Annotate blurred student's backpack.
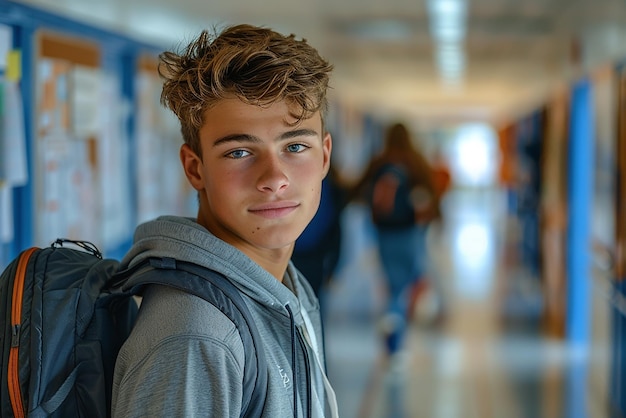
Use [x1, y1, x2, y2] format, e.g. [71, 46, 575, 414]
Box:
[0, 239, 267, 418]
[369, 163, 416, 228]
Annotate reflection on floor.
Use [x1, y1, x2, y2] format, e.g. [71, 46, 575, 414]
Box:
[322, 188, 609, 418]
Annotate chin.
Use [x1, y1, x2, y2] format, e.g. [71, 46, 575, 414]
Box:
[256, 232, 301, 251]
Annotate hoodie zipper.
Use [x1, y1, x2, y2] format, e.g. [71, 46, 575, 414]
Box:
[8, 247, 37, 418]
[285, 304, 299, 417]
[296, 331, 312, 418]
[286, 304, 314, 418]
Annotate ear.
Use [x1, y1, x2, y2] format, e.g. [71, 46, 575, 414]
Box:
[321, 132, 332, 178]
[180, 144, 205, 191]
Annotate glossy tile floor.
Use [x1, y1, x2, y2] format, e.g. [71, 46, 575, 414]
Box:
[322, 188, 610, 418]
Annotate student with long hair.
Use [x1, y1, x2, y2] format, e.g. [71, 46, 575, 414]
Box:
[350, 122, 438, 356]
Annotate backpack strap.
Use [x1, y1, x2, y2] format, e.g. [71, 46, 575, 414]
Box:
[116, 257, 267, 418]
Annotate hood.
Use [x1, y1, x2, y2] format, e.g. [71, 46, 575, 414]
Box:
[120, 216, 317, 321]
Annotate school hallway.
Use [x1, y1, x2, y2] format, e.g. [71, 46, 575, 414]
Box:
[321, 186, 611, 418]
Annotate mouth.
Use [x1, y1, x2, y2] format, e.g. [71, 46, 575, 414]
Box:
[248, 202, 299, 219]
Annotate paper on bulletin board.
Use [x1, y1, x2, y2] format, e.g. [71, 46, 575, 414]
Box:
[2, 80, 28, 187]
[38, 137, 69, 245]
[135, 74, 163, 223]
[37, 135, 99, 247]
[135, 72, 194, 223]
[38, 58, 72, 136]
[97, 72, 131, 248]
[0, 24, 11, 71]
[70, 66, 100, 138]
[0, 184, 12, 243]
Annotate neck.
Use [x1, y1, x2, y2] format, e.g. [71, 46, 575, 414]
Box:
[195, 211, 293, 281]
[243, 245, 293, 282]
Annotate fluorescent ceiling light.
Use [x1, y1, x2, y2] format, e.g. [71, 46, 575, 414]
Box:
[428, 0, 467, 19]
[431, 21, 465, 43]
[428, 0, 467, 42]
[428, 0, 468, 86]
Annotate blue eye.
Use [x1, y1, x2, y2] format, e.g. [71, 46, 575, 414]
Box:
[287, 143, 308, 153]
[227, 149, 250, 159]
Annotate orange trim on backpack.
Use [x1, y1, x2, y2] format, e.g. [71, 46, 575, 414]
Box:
[8, 247, 38, 418]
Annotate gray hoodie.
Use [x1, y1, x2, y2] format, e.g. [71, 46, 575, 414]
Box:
[111, 216, 338, 418]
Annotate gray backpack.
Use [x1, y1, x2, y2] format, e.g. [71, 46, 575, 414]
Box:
[0, 239, 267, 417]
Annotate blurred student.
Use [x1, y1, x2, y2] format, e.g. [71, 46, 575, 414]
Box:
[112, 24, 338, 417]
[350, 122, 438, 355]
[292, 165, 347, 299]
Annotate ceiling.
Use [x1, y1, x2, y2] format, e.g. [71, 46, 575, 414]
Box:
[13, 0, 626, 128]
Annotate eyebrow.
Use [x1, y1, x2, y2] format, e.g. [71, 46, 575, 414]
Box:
[213, 128, 319, 147]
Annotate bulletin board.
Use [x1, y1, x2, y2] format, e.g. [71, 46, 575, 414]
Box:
[34, 30, 131, 250]
[1, 23, 29, 268]
[135, 54, 195, 224]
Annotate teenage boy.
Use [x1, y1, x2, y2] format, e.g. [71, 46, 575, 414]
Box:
[112, 24, 338, 418]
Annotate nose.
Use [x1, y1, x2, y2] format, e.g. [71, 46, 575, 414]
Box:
[257, 154, 289, 193]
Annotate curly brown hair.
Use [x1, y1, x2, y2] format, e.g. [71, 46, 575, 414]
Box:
[158, 24, 334, 156]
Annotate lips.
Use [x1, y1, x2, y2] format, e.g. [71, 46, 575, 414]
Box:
[249, 202, 299, 219]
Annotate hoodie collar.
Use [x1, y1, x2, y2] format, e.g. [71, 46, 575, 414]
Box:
[122, 216, 312, 322]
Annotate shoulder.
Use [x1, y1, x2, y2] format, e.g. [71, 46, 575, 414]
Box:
[122, 285, 246, 361]
[113, 285, 249, 416]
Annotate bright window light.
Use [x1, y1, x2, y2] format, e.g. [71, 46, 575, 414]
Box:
[451, 124, 498, 186]
[456, 222, 489, 263]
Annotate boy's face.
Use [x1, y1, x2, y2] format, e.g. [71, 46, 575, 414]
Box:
[181, 98, 331, 263]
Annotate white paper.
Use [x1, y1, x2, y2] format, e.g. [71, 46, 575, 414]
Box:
[0, 184, 12, 243]
[3, 80, 28, 186]
[98, 73, 131, 248]
[0, 25, 12, 71]
[70, 66, 101, 137]
[36, 135, 99, 246]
